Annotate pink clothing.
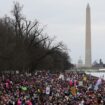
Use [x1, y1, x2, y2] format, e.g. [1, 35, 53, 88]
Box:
[6, 82, 9, 89]
[26, 100, 32, 105]
[17, 99, 22, 105]
[74, 80, 77, 86]
[69, 80, 73, 86]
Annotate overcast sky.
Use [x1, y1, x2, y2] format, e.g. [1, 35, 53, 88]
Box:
[0, 0, 105, 64]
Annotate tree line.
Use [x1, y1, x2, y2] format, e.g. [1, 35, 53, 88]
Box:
[0, 2, 73, 72]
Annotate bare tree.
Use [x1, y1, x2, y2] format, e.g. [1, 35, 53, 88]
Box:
[0, 2, 72, 72]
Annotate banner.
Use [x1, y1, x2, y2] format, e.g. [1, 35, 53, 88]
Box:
[79, 81, 83, 86]
[46, 86, 50, 95]
[21, 86, 27, 91]
[58, 74, 64, 80]
[70, 86, 77, 96]
[83, 76, 87, 81]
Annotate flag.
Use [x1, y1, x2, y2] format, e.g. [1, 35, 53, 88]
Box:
[94, 78, 102, 91]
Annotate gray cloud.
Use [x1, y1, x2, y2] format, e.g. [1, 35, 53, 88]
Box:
[0, 0, 105, 64]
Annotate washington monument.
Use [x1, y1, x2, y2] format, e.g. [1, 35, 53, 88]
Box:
[85, 3, 92, 67]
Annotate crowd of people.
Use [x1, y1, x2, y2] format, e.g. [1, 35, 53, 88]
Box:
[0, 70, 105, 105]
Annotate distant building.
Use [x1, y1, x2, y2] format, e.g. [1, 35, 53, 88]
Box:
[77, 57, 83, 68]
[92, 59, 104, 68]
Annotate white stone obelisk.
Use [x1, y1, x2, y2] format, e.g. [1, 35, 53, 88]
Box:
[85, 3, 92, 67]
